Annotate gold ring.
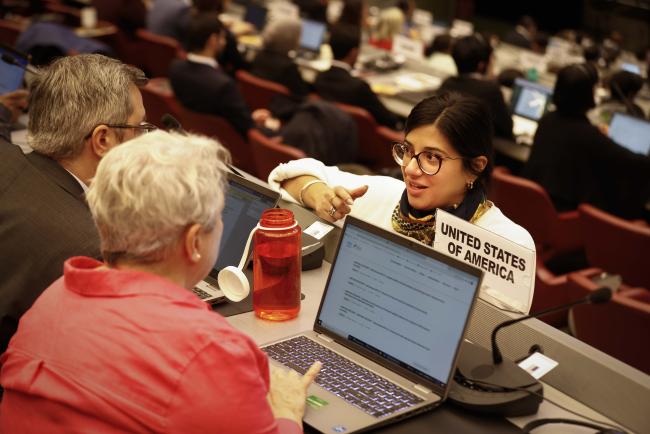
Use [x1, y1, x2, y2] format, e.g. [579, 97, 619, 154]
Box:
[328, 206, 337, 217]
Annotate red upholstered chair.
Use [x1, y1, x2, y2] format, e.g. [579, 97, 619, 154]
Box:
[334, 103, 401, 170]
[236, 70, 290, 111]
[176, 105, 257, 175]
[567, 272, 650, 374]
[140, 78, 182, 128]
[134, 29, 185, 78]
[248, 129, 306, 181]
[578, 204, 650, 289]
[0, 19, 25, 47]
[490, 169, 583, 261]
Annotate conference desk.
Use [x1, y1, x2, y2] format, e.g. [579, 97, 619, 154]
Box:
[222, 200, 648, 434]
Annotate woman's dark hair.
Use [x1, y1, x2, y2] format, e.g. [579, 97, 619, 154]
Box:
[338, 0, 364, 27]
[405, 93, 494, 192]
[608, 70, 643, 101]
[553, 63, 598, 116]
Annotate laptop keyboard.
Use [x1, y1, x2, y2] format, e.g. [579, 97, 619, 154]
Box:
[191, 287, 211, 300]
[263, 336, 424, 417]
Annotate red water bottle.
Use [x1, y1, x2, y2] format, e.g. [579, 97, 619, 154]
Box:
[253, 209, 301, 321]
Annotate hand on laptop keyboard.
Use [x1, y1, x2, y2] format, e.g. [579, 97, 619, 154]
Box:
[268, 361, 322, 426]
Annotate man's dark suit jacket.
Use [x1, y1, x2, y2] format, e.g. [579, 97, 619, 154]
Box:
[314, 65, 399, 129]
[169, 59, 253, 138]
[439, 75, 514, 140]
[251, 50, 310, 98]
[0, 142, 100, 353]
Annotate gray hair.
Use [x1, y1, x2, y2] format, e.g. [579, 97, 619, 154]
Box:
[263, 18, 302, 55]
[28, 54, 147, 160]
[86, 130, 231, 265]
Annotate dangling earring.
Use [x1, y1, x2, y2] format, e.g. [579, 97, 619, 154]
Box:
[466, 180, 475, 190]
[452, 203, 459, 209]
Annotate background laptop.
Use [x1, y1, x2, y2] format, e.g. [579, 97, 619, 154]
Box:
[0, 44, 28, 94]
[297, 18, 326, 60]
[510, 78, 553, 139]
[608, 112, 650, 156]
[193, 173, 279, 303]
[244, 3, 268, 31]
[262, 216, 483, 433]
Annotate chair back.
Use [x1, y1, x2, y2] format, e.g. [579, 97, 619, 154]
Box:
[579, 204, 650, 289]
[334, 103, 399, 170]
[135, 29, 185, 78]
[568, 272, 650, 375]
[140, 78, 182, 128]
[0, 19, 25, 47]
[236, 70, 290, 111]
[248, 129, 306, 180]
[177, 106, 256, 175]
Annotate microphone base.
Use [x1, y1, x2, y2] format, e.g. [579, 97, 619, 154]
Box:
[448, 341, 543, 417]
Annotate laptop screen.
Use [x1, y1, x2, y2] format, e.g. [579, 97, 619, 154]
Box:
[316, 218, 481, 389]
[212, 175, 278, 273]
[608, 113, 650, 156]
[511, 78, 553, 121]
[244, 4, 267, 30]
[300, 19, 326, 52]
[0, 45, 28, 94]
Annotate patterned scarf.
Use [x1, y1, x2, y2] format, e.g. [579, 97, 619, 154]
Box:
[391, 187, 490, 246]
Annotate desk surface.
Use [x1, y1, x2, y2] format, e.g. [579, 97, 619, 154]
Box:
[226, 261, 633, 433]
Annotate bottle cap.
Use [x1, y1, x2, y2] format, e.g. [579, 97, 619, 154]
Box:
[217, 266, 250, 302]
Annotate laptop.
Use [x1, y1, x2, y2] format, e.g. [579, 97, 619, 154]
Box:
[296, 18, 326, 60]
[0, 44, 29, 94]
[608, 112, 650, 156]
[510, 78, 553, 140]
[262, 216, 483, 433]
[244, 3, 268, 31]
[193, 173, 280, 303]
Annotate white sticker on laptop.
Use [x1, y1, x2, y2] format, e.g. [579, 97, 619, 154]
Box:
[518, 352, 558, 380]
[304, 221, 334, 240]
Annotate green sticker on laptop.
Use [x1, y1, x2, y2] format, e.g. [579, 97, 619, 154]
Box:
[306, 395, 329, 408]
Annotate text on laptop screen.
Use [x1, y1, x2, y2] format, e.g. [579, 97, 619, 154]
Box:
[512, 78, 552, 121]
[0, 46, 28, 94]
[213, 179, 277, 272]
[317, 223, 480, 388]
[608, 113, 650, 156]
[300, 19, 326, 51]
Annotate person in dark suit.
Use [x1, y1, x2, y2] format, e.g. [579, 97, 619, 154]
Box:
[523, 64, 650, 220]
[314, 24, 399, 129]
[503, 16, 537, 50]
[439, 35, 514, 140]
[0, 54, 150, 354]
[170, 14, 253, 139]
[250, 18, 311, 98]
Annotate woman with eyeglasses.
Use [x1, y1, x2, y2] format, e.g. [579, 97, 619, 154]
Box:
[269, 92, 534, 252]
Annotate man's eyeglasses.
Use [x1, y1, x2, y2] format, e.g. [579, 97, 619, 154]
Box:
[392, 142, 463, 176]
[84, 122, 158, 139]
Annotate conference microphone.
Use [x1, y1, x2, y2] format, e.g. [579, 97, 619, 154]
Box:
[1, 53, 39, 75]
[492, 287, 612, 364]
[448, 287, 613, 417]
[160, 113, 185, 133]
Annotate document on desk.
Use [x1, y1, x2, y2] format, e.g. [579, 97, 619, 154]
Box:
[518, 352, 558, 380]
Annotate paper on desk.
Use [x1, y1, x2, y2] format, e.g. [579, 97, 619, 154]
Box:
[518, 352, 558, 380]
[304, 221, 334, 240]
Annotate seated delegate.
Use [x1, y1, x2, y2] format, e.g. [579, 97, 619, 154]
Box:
[0, 131, 320, 433]
[269, 93, 535, 307]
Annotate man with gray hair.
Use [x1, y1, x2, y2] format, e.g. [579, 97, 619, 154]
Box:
[250, 18, 310, 97]
[0, 54, 149, 353]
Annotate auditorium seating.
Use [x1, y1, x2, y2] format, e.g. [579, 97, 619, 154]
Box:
[0, 19, 24, 47]
[578, 204, 650, 289]
[236, 70, 291, 111]
[568, 272, 650, 375]
[177, 106, 257, 175]
[134, 29, 185, 78]
[140, 78, 182, 128]
[335, 102, 401, 170]
[248, 129, 306, 180]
